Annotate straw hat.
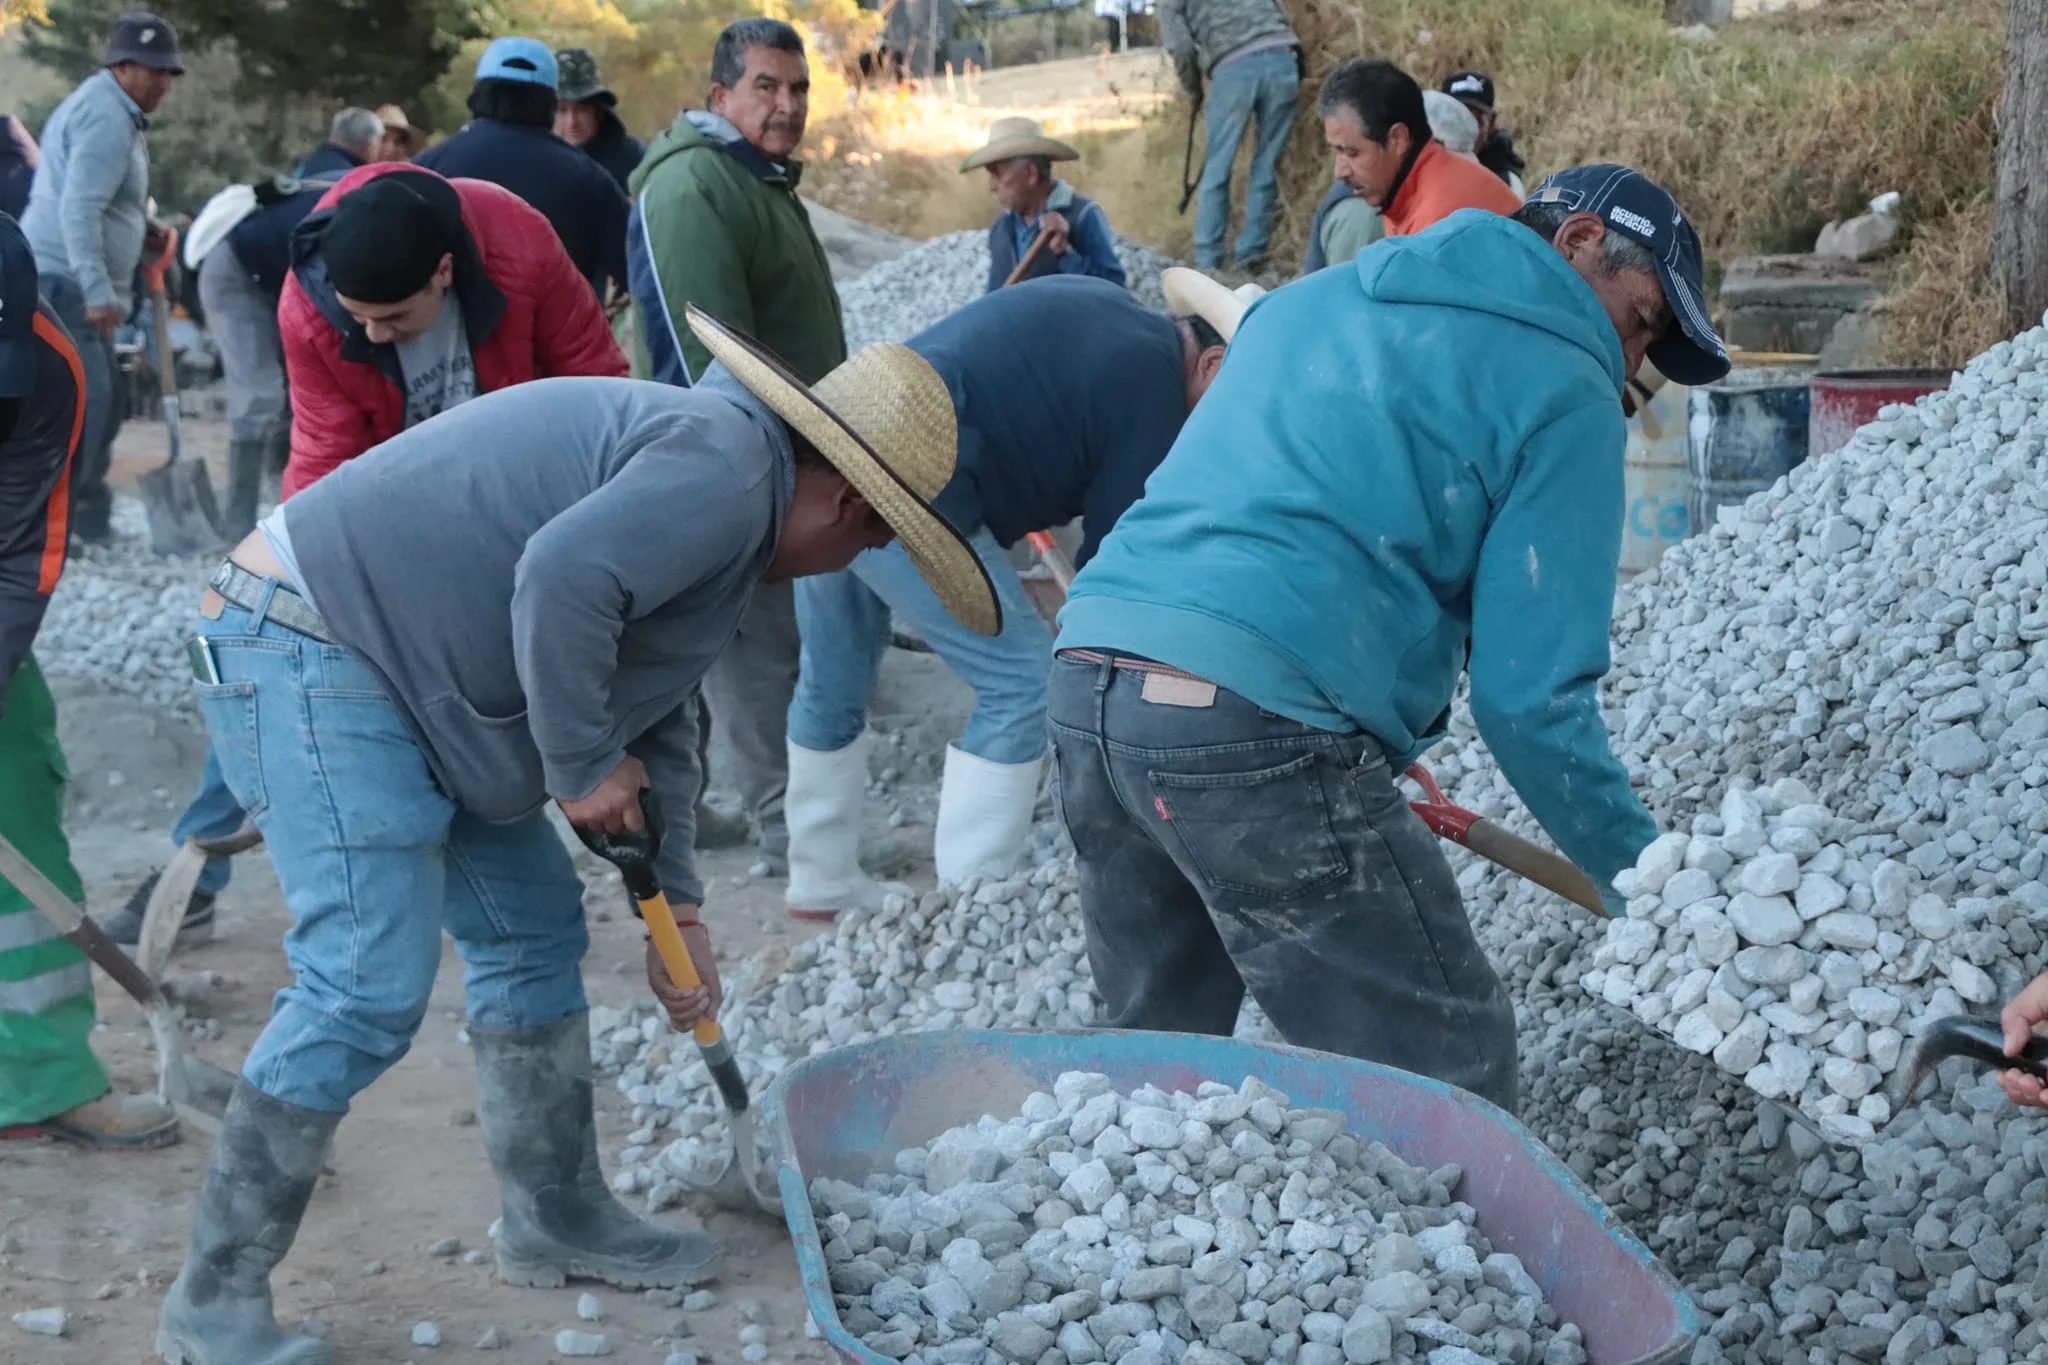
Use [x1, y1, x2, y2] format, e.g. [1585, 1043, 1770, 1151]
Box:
[1161, 267, 1268, 343]
[684, 306, 1002, 637]
[376, 105, 427, 156]
[959, 117, 1079, 173]
[184, 182, 258, 270]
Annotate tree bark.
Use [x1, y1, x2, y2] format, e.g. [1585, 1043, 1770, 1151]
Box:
[1996, 0, 2048, 334]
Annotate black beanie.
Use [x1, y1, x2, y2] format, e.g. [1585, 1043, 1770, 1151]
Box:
[321, 171, 463, 304]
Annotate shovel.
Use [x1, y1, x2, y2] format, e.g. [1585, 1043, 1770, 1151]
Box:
[1405, 763, 1611, 917]
[135, 824, 263, 983]
[573, 788, 780, 1216]
[138, 227, 225, 557]
[0, 829, 234, 1133]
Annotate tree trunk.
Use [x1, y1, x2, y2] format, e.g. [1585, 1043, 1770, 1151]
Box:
[1996, 0, 2048, 334]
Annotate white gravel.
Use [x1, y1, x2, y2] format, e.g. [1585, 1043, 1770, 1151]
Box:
[812, 1073, 1583, 1365]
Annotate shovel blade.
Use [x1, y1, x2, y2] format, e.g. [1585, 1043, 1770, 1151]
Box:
[140, 460, 224, 557]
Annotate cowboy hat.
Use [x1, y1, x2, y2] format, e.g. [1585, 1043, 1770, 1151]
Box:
[959, 117, 1079, 173]
[684, 306, 1002, 637]
[376, 105, 428, 155]
[183, 182, 258, 270]
[1161, 267, 1268, 343]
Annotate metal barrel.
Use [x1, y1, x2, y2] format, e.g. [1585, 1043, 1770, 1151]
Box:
[1685, 369, 1812, 536]
[1808, 368, 1953, 458]
[1621, 377, 1691, 572]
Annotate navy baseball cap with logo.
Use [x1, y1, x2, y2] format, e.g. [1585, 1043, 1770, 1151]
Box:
[1529, 163, 1731, 386]
[105, 12, 184, 74]
[0, 216, 39, 400]
[1442, 69, 1494, 112]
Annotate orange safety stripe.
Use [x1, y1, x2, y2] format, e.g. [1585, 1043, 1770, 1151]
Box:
[29, 312, 82, 593]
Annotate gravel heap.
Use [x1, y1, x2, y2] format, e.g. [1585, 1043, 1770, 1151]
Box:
[810, 1073, 1584, 1365]
[37, 501, 216, 714]
[838, 231, 1177, 351]
[1579, 787, 2043, 1146]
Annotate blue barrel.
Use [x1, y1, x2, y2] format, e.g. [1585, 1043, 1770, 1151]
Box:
[1684, 369, 1812, 535]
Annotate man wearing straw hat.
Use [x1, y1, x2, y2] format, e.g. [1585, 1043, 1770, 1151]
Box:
[1051, 165, 1730, 1110]
[961, 118, 1125, 294]
[784, 272, 1239, 918]
[157, 307, 999, 1362]
[376, 104, 428, 161]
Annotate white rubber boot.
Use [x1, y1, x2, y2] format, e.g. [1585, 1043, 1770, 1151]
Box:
[933, 744, 1046, 886]
[785, 735, 884, 921]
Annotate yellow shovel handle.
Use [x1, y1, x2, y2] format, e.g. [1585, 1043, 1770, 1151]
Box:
[638, 893, 723, 1047]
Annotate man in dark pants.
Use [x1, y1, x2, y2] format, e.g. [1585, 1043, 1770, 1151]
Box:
[1050, 167, 1732, 1110]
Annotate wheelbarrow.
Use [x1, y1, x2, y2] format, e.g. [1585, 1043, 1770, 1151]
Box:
[764, 1029, 1697, 1365]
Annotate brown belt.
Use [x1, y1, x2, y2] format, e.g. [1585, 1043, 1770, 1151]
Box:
[1056, 649, 1219, 708]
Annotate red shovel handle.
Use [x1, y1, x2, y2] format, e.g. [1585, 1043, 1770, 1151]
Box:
[1405, 763, 1477, 842]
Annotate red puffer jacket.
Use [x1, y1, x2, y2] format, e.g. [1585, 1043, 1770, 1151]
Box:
[279, 163, 627, 497]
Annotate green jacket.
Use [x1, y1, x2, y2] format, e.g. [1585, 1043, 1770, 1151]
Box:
[626, 110, 845, 385]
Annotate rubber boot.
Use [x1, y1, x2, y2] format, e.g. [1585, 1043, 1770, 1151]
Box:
[784, 734, 886, 921]
[157, 1082, 339, 1365]
[933, 745, 1046, 886]
[473, 1013, 720, 1289]
[220, 437, 266, 543]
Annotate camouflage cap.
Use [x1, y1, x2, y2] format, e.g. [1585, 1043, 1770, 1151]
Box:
[554, 48, 614, 105]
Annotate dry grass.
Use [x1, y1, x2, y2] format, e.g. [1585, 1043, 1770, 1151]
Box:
[809, 0, 2008, 365]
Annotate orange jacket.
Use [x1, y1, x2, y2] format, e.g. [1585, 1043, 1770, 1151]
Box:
[1382, 139, 1522, 238]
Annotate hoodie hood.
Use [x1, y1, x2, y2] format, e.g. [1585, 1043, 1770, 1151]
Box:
[1350, 208, 1626, 393]
[630, 108, 798, 196]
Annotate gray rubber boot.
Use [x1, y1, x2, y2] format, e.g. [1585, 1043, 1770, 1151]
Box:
[220, 438, 266, 543]
[157, 1082, 339, 1365]
[473, 1012, 721, 1290]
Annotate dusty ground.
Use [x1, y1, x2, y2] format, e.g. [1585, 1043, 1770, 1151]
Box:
[2, 464, 977, 1363]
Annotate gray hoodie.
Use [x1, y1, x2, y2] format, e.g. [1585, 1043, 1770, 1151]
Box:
[21, 70, 150, 310]
[283, 368, 793, 902]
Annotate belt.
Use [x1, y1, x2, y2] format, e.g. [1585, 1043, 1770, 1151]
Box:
[1055, 649, 1212, 684]
[209, 561, 334, 644]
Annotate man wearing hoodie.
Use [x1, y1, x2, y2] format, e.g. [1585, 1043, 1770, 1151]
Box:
[626, 16, 843, 876]
[417, 37, 630, 299]
[554, 48, 646, 192]
[1051, 166, 1731, 1110]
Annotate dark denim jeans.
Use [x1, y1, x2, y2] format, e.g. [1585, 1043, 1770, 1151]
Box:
[37, 272, 121, 540]
[1047, 654, 1517, 1111]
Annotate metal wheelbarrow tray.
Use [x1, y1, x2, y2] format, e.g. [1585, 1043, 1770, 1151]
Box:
[764, 1029, 1697, 1365]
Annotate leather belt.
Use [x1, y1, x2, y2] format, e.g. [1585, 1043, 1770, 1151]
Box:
[209, 561, 335, 644]
[1055, 649, 1212, 684]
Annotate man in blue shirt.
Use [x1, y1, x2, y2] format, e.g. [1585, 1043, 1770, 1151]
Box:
[961, 118, 1125, 293]
[784, 274, 1229, 919]
[1051, 166, 1731, 1110]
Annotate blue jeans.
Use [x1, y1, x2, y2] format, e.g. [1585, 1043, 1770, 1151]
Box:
[788, 528, 1052, 764]
[171, 748, 245, 897]
[194, 590, 589, 1114]
[36, 272, 121, 539]
[1195, 47, 1301, 269]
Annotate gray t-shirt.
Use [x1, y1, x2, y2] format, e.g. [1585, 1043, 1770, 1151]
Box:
[396, 294, 477, 428]
[281, 369, 795, 903]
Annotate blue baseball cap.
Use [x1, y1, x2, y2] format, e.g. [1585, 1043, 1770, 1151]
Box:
[1527, 164, 1731, 386]
[476, 36, 558, 89]
[0, 214, 40, 400]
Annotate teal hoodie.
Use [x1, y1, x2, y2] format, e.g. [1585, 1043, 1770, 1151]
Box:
[1057, 209, 1656, 893]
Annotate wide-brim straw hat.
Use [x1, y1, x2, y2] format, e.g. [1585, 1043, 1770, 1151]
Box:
[184, 182, 258, 270]
[1161, 267, 1268, 342]
[685, 305, 1002, 637]
[377, 105, 427, 153]
[959, 117, 1080, 173]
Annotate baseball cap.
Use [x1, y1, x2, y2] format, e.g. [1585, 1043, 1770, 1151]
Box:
[105, 12, 184, 74]
[1528, 164, 1731, 386]
[1442, 69, 1493, 112]
[0, 216, 38, 399]
[476, 36, 558, 89]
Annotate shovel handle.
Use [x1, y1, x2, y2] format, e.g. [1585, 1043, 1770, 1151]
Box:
[1026, 529, 1075, 590]
[1404, 763, 1609, 916]
[1003, 229, 1052, 287]
[639, 889, 723, 1048]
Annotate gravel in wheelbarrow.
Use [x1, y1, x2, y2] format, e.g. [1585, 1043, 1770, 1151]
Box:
[763, 1030, 1698, 1365]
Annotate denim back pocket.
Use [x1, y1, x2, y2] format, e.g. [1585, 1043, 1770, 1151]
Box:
[196, 680, 267, 818]
[1148, 751, 1350, 900]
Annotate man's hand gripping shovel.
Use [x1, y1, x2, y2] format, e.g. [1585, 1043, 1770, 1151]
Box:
[574, 789, 780, 1217]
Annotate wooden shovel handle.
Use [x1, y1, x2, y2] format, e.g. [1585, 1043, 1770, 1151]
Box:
[1003, 228, 1052, 287]
[1463, 819, 1611, 917]
[638, 892, 723, 1048]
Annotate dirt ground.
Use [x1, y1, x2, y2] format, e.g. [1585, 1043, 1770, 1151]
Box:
[2, 471, 977, 1364]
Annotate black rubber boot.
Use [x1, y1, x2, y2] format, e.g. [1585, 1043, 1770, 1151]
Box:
[157, 1082, 339, 1365]
[220, 437, 266, 543]
[100, 869, 215, 947]
[473, 1012, 721, 1290]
